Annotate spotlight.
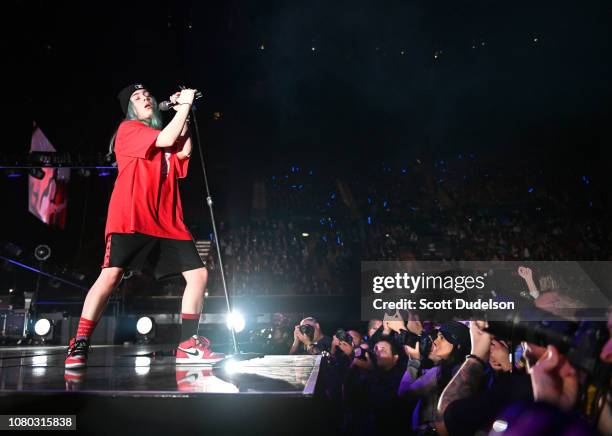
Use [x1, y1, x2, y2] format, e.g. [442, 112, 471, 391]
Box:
[33, 318, 54, 342]
[136, 316, 156, 343]
[226, 311, 246, 333]
[492, 420, 508, 432]
[223, 358, 241, 375]
[28, 168, 45, 180]
[136, 316, 154, 335]
[34, 244, 51, 261]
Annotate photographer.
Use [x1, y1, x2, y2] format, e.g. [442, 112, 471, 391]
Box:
[368, 310, 424, 356]
[322, 329, 362, 433]
[526, 311, 611, 435]
[289, 316, 332, 355]
[445, 311, 611, 435]
[398, 320, 470, 434]
[347, 330, 363, 347]
[343, 337, 408, 435]
[438, 321, 533, 436]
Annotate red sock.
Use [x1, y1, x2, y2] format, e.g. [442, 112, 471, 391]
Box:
[76, 317, 97, 340]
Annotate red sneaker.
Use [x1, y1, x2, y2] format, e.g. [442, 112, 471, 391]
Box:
[175, 367, 214, 391]
[65, 337, 90, 369]
[64, 369, 85, 391]
[176, 335, 225, 364]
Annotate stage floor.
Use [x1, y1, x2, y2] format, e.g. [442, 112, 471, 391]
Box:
[0, 345, 320, 396]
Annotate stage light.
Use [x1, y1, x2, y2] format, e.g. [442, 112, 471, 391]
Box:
[34, 319, 51, 336]
[135, 316, 156, 344]
[136, 316, 154, 335]
[226, 311, 246, 333]
[302, 232, 309, 237]
[223, 358, 241, 375]
[33, 318, 54, 342]
[492, 419, 508, 432]
[34, 244, 51, 261]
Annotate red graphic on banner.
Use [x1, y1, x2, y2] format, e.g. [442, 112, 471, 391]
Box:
[28, 123, 70, 229]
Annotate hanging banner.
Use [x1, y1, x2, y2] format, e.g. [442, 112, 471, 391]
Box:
[28, 123, 70, 229]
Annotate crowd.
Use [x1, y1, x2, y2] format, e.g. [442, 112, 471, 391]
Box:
[218, 220, 349, 296]
[204, 154, 610, 296]
[264, 304, 611, 435]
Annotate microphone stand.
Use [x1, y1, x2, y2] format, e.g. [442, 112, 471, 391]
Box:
[189, 105, 264, 368]
[188, 106, 239, 355]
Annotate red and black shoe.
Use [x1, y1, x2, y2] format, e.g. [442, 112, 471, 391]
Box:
[64, 368, 85, 390]
[176, 335, 225, 365]
[65, 337, 90, 369]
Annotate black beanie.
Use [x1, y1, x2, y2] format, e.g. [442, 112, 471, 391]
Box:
[439, 321, 471, 353]
[117, 83, 148, 115]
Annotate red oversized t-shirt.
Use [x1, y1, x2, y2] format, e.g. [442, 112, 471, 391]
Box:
[104, 120, 192, 241]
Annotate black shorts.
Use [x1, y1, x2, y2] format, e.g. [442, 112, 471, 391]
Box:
[102, 233, 205, 279]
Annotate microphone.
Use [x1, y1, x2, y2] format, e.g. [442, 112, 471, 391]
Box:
[159, 89, 204, 111]
[158, 101, 177, 111]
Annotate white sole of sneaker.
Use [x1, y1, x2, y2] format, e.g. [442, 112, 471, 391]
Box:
[175, 358, 223, 365]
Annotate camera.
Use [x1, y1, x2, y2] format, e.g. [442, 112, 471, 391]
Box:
[484, 309, 607, 375]
[485, 308, 610, 424]
[333, 329, 354, 357]
[299, 324, 315, 341]
[334, 329, 353, 345]
[399, 329, 434, 360]
[419, 332, 434, 360]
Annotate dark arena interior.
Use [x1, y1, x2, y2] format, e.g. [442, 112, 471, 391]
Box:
[2, 1, 611, 435]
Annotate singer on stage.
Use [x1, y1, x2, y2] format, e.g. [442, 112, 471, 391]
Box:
[65, 83, 224, 368]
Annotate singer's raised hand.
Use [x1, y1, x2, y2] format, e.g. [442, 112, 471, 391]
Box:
[156, 90, 194, 148]
[169, 92, 181, 111]
[177, 88, 196, 106]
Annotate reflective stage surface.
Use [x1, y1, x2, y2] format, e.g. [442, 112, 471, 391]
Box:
[0, 345, 320, 396]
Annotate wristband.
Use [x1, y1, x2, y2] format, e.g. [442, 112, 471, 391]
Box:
[466, 354, 487, 368]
